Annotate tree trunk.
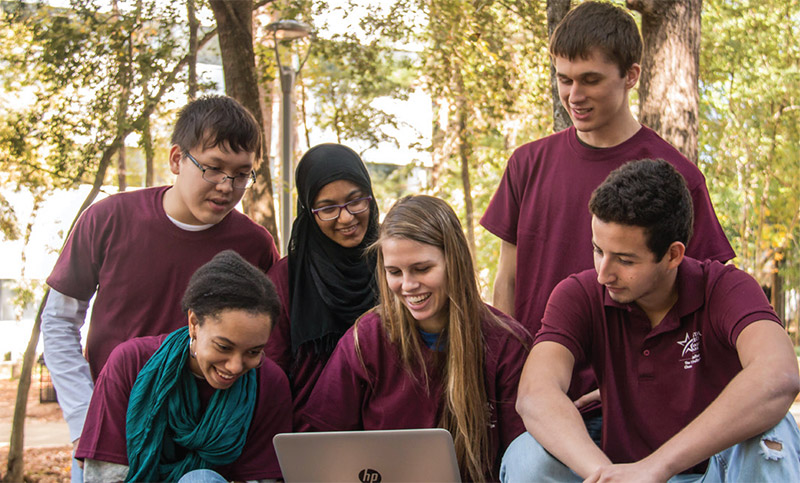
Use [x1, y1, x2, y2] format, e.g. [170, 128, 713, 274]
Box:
[457, 101, 475, 255]
[209, 0, 279, 245]
[4, 291, 48, 483]
[187, 0, 199, 100]
[142, 114, 155, 187]
[771, 256, 785, 322]
[628, 0, 702, 163]
[547, 0, 572, 132]
[4, 135, 119, 481]
[117, 146, 127, 191]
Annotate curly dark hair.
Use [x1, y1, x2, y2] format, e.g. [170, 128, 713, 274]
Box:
[589, 159, 693, 260]
[550, 1, 642, 77]
[181, 250, 281, 324]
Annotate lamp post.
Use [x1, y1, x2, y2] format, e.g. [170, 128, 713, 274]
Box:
[266, 19, 312, 254]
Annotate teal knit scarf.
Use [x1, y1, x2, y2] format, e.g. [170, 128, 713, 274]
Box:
[125, 326, 257, 482]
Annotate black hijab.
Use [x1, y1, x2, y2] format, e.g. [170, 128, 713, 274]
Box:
[288, 143, 380, 357]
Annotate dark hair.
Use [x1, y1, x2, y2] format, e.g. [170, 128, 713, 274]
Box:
[181, 250, 281, 324]
[549, 1, 642, 76]
[171, 95, 262, 167]
[589, 159, 693, 260]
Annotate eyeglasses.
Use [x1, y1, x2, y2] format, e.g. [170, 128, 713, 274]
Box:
[311, 196, 372, 221]
[185, 152, 256, 190]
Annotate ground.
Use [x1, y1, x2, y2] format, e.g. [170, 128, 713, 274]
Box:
[0, 378, 71, 482]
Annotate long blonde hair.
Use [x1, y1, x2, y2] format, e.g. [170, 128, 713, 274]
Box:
[361, 195, 511, 481]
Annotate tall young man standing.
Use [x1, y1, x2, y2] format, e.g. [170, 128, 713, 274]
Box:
[480, 1, 733, 416]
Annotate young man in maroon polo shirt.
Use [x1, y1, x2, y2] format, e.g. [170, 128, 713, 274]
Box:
[501, 159, 800, 482]
[480, 1, 733, 434]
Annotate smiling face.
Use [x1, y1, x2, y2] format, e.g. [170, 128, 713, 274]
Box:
[554, 49, 640, 147]
[382, 237, 449, 333]
[591, 216, 681, 312]
[187, 309, 271, 390]
[164, 142, 255, 226]
[312, 179, 371, 248]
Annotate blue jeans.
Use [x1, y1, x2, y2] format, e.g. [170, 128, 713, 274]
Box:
[500, 412, 800, 482]
[177, 469, 228, 483]
[71, 457, 83, 482]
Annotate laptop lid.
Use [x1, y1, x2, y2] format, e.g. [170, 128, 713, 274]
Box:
[273, 428, 462, 482]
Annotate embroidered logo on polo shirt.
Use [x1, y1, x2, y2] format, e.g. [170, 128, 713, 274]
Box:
[678, 331, 701, 369]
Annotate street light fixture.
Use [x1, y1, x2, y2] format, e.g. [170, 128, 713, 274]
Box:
[266, 19, 312, 255]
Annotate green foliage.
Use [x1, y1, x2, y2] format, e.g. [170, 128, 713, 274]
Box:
[0, 0, 193, 194]
[700, 0, 800, 284]
[304, 34, 414, 150]
[0, 0, 213, 316]
[411, 0, 552, 294]
[700, 0, 800, 333]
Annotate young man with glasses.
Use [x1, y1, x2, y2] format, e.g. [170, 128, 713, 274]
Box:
[41, 95, 280, 482]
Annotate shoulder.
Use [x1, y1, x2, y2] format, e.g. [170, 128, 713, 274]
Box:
[106, 334, 165, 366]
[75, 187, 164, 225]
[510, 129, 571, 162]
[482, 305, 532, 349]
[222, 209, 271, 237]
[100, 334, 167, 383]
[699, 259, 766, 300]
[636, 127, 707, 184]
[267, 257, 289, 284]
[554, 269, 601, 298]
[346, 310, 388, 355]
[257, 356, 291, 395]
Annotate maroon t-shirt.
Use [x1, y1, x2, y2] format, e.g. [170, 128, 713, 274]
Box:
[264, 257, 329, 431]
[480, 126, 734, 404]
[304, 308, 531, 479]
[76, 334, 292, 480]
[536, 257, 780, 470]
[46, 186, 280, 380]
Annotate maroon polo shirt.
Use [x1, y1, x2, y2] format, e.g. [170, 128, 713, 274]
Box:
[480, 126, 734, 407]
[304, 308, 531, 479]
[76, 333, 292, 480]
[536, 257, 780, 471]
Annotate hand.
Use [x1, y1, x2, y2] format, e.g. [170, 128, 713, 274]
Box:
[583, 461, 669, 483]
[573, 389, 601, 409]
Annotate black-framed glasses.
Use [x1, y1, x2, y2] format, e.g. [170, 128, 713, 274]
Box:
[311, 196, 372, 221]
[185, 152, 256, 190]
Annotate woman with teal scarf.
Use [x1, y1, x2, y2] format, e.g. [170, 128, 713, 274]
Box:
[76, 250, 292, 482]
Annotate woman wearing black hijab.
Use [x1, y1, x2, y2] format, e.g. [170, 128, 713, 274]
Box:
[264, 143, 379, 429]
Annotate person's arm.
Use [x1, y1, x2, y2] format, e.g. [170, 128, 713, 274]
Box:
[41, 289, 94, 442]
[492, 241, 517, 317]
[585, 320, 800, 482]
[516, 341, 612, 478]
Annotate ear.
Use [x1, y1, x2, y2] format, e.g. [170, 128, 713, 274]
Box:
[625, 63, 641, 90]
[187, 310, 199, 339]
[169, 145, 183, 175]
[664, 241, 685, 270]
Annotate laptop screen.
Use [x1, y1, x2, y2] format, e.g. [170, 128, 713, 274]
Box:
[273, 428, 462, 482]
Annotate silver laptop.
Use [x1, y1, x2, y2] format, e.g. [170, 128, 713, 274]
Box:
[273, 428, 462, 482]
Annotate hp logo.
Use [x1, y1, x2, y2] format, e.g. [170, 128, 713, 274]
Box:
[358, 468, 382, 482]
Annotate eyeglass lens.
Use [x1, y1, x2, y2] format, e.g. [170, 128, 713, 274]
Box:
[316, 197, 371, 220]
[202, 170, 253, 189]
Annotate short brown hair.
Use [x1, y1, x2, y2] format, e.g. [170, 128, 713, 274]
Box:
[549, 1, 642, 76]
[171, 95, 262, 167]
